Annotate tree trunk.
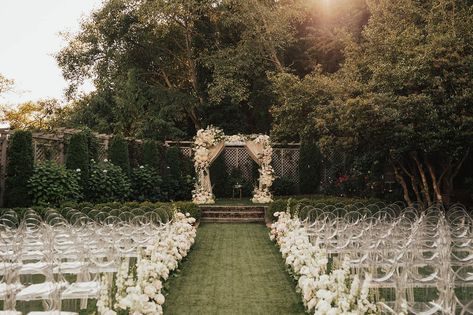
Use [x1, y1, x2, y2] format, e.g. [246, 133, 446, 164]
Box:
[412, 153, 432, 206]
[442, 148, 470, 205]
[426, 159, 443, 203]
[398, 162, 423, 204]
[393, 164, 413, 207]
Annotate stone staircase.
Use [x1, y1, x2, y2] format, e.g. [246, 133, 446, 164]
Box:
[199, 205, 266, 223]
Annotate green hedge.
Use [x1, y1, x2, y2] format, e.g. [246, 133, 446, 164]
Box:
[29, 161, 82, 206]
[87, 160, 130, 202]
[299, 139, 321, 195]
[108, 134, 130, 176]
[66, 132, 89, 187]
[143, 140, 160, 169]
[266, 195, 384, 221]
[83, 129, 99, 162]
[4, 130, 34, 207]
[131, 165, 162, 202]
[0, 201, 200, 222]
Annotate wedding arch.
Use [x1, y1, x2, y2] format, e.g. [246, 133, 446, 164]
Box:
[192, 126, 275, 204]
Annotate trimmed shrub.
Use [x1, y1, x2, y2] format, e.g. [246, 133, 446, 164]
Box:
[28, 162, 82, 206]
[82, 128, 99, 162]
[66, 132, 89, 188]
[272, 177, 296, 196]
[266, 195, 384, 221]
[128, 140, 143, 169]
[299, 139, 322, 194]
[108, 134, 130, 176]
[162, 147, 194, 201]
[87, 160, 130, 202]
[131, 165, 162, 201]
[4, 130, 34, 207]
[172, 201, 201, 220]
[143, 140, 161, 169]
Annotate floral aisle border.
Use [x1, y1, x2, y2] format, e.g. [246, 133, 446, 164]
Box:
[270, 211, 379, 314]
[192, 126, 275, 204]
[97, 212, 197, 315]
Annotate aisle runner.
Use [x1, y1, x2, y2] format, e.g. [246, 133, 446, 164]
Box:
[164, 224, 305, 315]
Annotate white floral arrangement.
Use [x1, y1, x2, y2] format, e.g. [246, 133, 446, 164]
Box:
[192, 186, 215, 205]
[252, 135, 275, 204]
[192, 126, 225, 204]
[97, 212, 197, 315]
[270, 211, 378, 314]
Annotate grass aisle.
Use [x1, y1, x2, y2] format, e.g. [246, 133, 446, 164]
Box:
[164, 223, 306, 315]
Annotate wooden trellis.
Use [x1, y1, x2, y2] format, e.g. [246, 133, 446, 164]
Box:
[0, 128, 114, 206]
[166, 141, 302, 186]
[0, 128, 303, 206]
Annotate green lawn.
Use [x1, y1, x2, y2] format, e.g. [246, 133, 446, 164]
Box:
[164, 224, 306, 315]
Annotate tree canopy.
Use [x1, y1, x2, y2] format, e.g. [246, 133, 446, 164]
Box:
[271, 0, 473, 205]
[56, 0, 369, 139]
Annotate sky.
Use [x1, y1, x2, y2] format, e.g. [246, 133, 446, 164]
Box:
[0, 0, 103, 106]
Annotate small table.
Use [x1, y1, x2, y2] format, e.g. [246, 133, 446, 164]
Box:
[232, 184, 243, 199]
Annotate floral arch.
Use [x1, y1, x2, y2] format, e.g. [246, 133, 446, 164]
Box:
[192, 126, 275, 204]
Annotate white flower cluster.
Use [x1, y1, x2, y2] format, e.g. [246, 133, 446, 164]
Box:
[251, 186, 273, 204]
[225, 134, 245, 144]
[192, 187, 215, 205]
[252, 135, 275, 204]
[97, 212, 197, 315]
[194, 126, 225, 149]
[192, 126, 225, 204]
[270, 211, 378, 315]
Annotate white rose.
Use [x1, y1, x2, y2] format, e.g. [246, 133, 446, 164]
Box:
[144, 284, 156, 297]
[155, 293, 165, 305]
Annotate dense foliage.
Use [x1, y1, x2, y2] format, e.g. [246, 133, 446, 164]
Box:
[66, 132, 89, 187]
[108, 134, 131, 176]
[87, 160, 130, 202]
[271, 0, 473, 205]
[162, 147, 194, 201]
[267, 195, 383, 221]
[131, 165, 162, 202]
[299, 140, 321, 195]
[28, 162, 82, 206]
[0, 99, 61, 130]
[272, 177, 297, 196]
[83, 128, 99, 162]
[4, 130, 34, 207]
[142, 140, 161, 169]
[55, 0, 369, 139]
[0, 201, 200, 223]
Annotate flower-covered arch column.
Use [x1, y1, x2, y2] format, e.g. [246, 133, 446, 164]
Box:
[192, 126, 275, 204]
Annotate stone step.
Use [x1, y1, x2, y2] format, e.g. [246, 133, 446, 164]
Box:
[199, 205, 267, 223]
[198, 206, 267, 212]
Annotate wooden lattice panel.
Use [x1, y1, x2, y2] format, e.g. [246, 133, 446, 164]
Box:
[177, 144, 301, 187]
[34, 141, 62, 163]
[181, 147, 193, 158]
[98, 142, 108, 161]
[282, 148, 300, 184]
[222, 147, 257, 181]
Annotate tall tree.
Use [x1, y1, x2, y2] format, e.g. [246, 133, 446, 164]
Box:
[1, 99, 61, 130]
[0, 74, 13, 95]
[56, 0, 311, 138]
[272, 0, 473, 206]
